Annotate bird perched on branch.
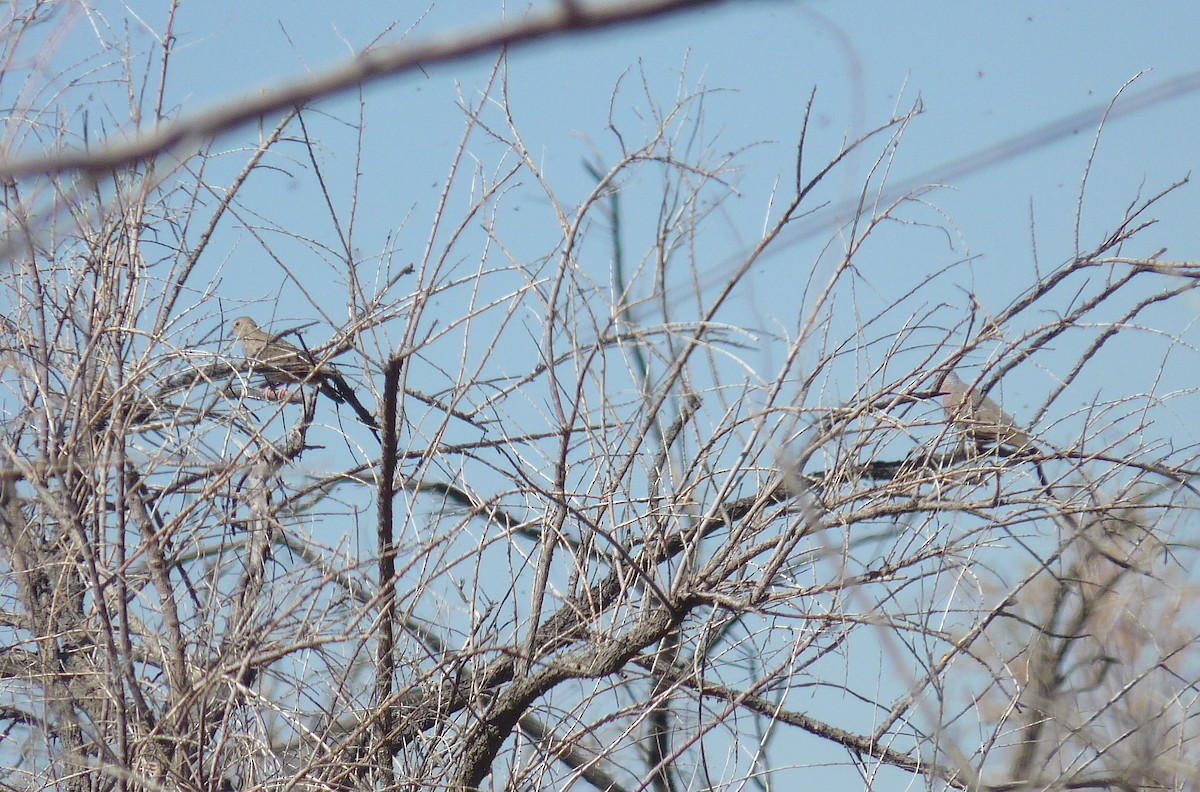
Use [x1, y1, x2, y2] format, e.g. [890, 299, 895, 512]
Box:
[936, 370, 1036, 452]
[230, 316, 380, 440]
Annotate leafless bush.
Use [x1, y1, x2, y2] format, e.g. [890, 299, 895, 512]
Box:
[0, 4, 1197, 792]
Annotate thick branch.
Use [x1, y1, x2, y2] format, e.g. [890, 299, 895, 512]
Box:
[0, 0, 728, 180]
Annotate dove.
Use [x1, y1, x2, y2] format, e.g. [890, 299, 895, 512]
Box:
[936, 370, 1035, 452]
[230, 316, 380, 440]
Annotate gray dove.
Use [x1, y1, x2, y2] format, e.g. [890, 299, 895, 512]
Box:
[231, 316, 380, 440]
[936, 370, 1035, 452]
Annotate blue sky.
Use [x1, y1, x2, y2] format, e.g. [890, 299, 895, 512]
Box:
[101, 4, 1189, 263]
[24, 1, 1200, 787]
[129, 0, 1200, 407]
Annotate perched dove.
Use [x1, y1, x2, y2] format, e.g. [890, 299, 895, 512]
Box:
[230, 316, 380, 440]
[936, 370, 1035, 452]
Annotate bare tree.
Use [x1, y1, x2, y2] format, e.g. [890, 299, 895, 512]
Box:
[0, 4, 1197, 792]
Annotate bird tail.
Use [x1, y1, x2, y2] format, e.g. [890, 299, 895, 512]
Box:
[328, 373, 381, 441]
[318, 379, 347, 404]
